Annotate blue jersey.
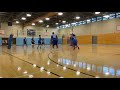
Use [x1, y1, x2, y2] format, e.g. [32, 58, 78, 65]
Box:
[51, 34, 58, 41]
[72, 36, 77, 43]
[38, 38, 41, 43]
[41, 38, 44, 42]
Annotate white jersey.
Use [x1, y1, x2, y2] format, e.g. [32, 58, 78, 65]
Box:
[52, 34, 57, 38]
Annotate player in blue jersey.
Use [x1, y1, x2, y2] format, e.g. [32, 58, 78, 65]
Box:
[37, 35, 41, 49]
[41, 38, 45, 47]
[23, 37, 27, 47]
[51, 32, 58, 48]
[31, 37, 35, 48]
[72, 34, 79, 50]
[8, 34, 14, 49]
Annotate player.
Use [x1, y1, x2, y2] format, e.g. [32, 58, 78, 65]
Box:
[37, 35, 41, 49]
[70, 34, 73, 46]
[31, 37, 35, 48]
[23, 37, 27, 47]
[51, 32, 58, 48]
[41, 38, 45, 47]
[72, 34, 79, 50]
[8, 34, 14, 49]
[50, 38, 53, 47]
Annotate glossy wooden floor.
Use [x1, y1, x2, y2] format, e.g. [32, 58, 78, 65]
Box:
[0, 44, 120, 78]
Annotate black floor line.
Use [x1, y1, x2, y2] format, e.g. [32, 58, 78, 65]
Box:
[2, 50, 61, 78]
[48, 51, 95, 78]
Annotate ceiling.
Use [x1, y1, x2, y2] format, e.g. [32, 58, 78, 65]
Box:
[0, 12, 117, 28]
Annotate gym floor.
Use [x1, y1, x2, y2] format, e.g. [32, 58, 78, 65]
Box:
[0, 44, 120, 78]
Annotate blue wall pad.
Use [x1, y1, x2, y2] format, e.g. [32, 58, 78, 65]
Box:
[44, 38, 51, 45]
[58, 38, 62, 44]
[0, 37, 2, 46]
[16, 38, 62, 46]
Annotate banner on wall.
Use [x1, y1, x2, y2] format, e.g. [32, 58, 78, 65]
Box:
[27, 29, 36, 36]
[117, 25, 120, 31]
[44, 30, 49, 37]
[114, 26, 120, 33]
[0, 30, 5, 35]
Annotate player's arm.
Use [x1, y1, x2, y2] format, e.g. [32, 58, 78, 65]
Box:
[51, 36, 53, 41]
[56, 35, 58, 41]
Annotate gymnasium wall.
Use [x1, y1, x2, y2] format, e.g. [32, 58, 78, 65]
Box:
[0, 23, 23, 37]
[59, 18, 120, 36]
[23, 25, 61, 38]
[16, 37, 62, 46]
[0, 23, 62, 38]
[0, 37, 2, 46]
[60, 18, 120, 44]
[97, 33, 120, 44]
[0, 23, 63, 45]
[76, 35, 92, 44]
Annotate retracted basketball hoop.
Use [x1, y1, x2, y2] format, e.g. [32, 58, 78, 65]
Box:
[0, 30, 5, 35]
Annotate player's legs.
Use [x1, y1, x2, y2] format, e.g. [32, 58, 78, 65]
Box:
[56, 40, 58, 48]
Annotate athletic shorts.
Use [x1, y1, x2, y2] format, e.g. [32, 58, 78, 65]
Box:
[53, 40, 58, 45]
[24, 42, 27, 44]
[32, 42, 35, 44]
[73, 41, 77, 46]
[42, 42, 44, 44]
[38, 41, 41, 45]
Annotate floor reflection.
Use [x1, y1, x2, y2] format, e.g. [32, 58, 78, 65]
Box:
[58, 58, 120, 77]
[92, 44, 97, 53]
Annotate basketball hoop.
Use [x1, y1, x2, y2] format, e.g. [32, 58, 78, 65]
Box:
[0, 30, 5, 35]
[114, 30, 120, 33]
[44, 32, 49, 36]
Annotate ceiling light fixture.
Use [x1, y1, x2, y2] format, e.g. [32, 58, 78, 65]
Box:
[39, 20, 43, 23]
[16, 21, 19, 24]
[103, 15, 109, 18]
[26, 14, 31, 17]
[56, 23, 58, 25]
[45, 18, 50, 20]
[76, 16, 80, 19]
[21, 17, 26, 20]
[46, 25, 49, 27]
[95, 12, 100, 14]
[32, 23, 35, 26]
[62, 21, 66, 23]
[58, 12, 63, 16]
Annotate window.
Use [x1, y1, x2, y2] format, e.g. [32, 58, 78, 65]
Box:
[97, 17, 102, 21]
[116, 13, 120, 18]
[59, 26, 62, 29]
[83, 20, 87, 24]
[103, 16, 109, 20]
[92, 18, 96, 22]
[62, 25, 65, 28]
[71, 23, 76, 27]
[87, 19, 91, 23]
[76, 22, 80, 26]
[79, 21, 83, 25]
[109, 14, 116, 19]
